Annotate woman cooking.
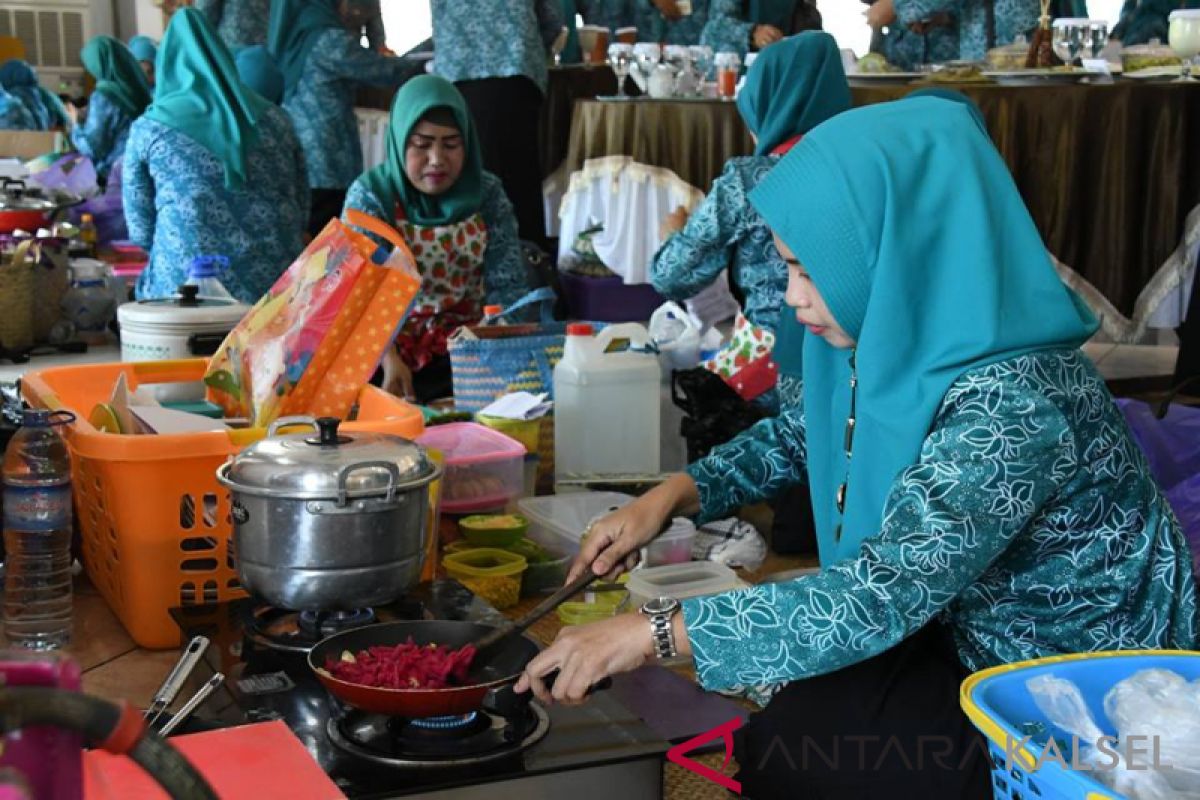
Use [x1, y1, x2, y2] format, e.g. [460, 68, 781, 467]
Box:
[516, 96, 1199, 795]
[342, 75, 532, 403]
[269, 0, 412, 236]
[71, 37, 152, 183]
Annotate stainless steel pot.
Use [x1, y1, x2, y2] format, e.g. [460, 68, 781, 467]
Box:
[216, 416, 440, 611]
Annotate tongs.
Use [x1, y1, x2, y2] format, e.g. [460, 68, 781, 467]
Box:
[158, 673, 225, 737]
[144, 635, 209, 728]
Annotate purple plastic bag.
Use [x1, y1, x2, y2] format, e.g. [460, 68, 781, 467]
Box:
[1118, 399, 1200, 576]
[27, 153, 97, 198]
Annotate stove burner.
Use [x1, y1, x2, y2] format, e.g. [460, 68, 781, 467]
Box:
[328, 704, 550, 768]
[408, 713, 478, 732]
[246, 606, 378, 654]
[298, 608, 377, 639]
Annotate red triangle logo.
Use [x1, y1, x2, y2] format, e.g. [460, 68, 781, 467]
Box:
[666, 717, 743, 794]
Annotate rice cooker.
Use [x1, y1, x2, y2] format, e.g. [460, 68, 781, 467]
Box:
[117, 285, 249, 402]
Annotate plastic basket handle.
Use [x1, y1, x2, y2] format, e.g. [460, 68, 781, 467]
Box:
[5, 238, 34, 270]
[498, 287, 558, 325]
[344, 208, 407, 252]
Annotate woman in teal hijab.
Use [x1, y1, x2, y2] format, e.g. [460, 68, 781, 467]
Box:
[235, 45, 284, 103]
[516, 96, 1199, 795]
[71, 37, 152, 180]
[0, 61, 67, 130]
[127, 35, 158, 87]
[650, 31, 850, 410]
[342, 75, 531, 402]
[123, 9, 308, 303]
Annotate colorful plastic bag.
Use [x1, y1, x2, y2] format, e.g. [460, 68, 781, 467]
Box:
[204, 211, 420, 426]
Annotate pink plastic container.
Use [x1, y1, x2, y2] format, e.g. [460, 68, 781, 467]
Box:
[0, 652, 83, 800]
[417, 422, 526, 513]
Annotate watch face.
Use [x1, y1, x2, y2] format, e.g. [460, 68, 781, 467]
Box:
[644, 596, 680, 615]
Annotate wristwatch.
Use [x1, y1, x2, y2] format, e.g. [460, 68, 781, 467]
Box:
[639, 596, 681, 659]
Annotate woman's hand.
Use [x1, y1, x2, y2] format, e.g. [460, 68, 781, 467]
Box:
[653, 0, 683, 21]
[865, 0, 897, 29]
[660, 205, 690, 241]
[514, 613, 653, 704]
[566, 473, 701, 583]
[64, 102, 79, 126]
[752, 24, 784, 50]
[381, 347, 415, 401]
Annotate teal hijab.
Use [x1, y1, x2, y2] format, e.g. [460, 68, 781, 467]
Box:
[81, 37, 152, 117]
[0, 60, 66, 130]
[736, 31, 850, 156]
[561, 0, 582, 63]
[128, 35, 158, 64]
[749, 97, 1097, 565]
[748, 0, 800, 30]
[236, 45, 285, 103]
[268, 0, 342, 99]
[143, 9, 269, 188]
[359, 75, 484, 227]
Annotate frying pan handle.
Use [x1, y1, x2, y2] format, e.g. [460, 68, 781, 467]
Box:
[482, 671, 612, 717]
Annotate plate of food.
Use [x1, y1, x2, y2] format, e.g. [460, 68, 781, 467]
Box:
[982, 67, 1088, 85]
[1123, 65, 1183, 80]
[849, 52, 923, 83]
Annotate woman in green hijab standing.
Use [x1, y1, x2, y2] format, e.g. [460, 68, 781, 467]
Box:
[269, 0, 412, 237]
[70, 37, 151, 182]
[515, 96, 1199, 795]
[123, 8, 308, 303]
[651, 31, 849, 411]
[342, 75, 532, 402]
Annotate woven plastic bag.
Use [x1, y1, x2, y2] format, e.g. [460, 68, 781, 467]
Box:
[204, 211, 420, 426]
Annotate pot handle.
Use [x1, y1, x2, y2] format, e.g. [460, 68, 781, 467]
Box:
[336, 460, 403, 506]
[266, 415, 317, 438]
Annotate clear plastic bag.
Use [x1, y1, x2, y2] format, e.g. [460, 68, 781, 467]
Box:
[1026, 670, 1200, 799]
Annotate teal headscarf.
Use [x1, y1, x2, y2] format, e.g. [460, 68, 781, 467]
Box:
[128, 35, 158, 64]
[143, 9, 269, 188]
[736, 31, 850, 155]
[748, 0, 800, 30]
[0, 60, 66, 130]
[358, 75, 484, 227]
[80, 36, 153, 117]
[236, 45, 285, 103]
[749, 97, 1098, 565]
[560, 0, 582, 63]
[268, 0, 343, 99]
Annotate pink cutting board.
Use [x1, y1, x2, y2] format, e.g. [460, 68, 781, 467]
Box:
[83, 721, 345, 799]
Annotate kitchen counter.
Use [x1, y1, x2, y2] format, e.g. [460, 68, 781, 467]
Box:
[3, 548, 813, 799]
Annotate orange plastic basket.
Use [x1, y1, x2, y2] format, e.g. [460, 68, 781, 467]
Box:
[21, 359, 425, 649]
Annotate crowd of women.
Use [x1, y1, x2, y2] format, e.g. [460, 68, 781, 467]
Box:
[0, 3, 1196, 795]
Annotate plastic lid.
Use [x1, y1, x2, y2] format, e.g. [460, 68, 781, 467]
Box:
[186, 254, 230, 279]
[1170, 9, 1200, 18]
[116, 293, 249, 326]
[566, 323, 594, 336]
[416, 422, 526, 463]
[626, 561, 739, 601]
[483, 304, 503, 315]
[81, 213, 93, 222]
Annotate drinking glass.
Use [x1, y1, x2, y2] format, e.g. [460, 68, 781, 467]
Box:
[1169, 9, 1200, 82]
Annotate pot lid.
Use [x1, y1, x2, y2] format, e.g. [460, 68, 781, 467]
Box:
[0, 179, 57, 212]
[221, 417, 436, 500]
[117, 285, 250, 326]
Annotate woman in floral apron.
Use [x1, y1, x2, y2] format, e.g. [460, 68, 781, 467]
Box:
[343, 75, 531, 402]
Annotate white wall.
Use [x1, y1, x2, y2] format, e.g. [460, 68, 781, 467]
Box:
[380, 0, 432, 54]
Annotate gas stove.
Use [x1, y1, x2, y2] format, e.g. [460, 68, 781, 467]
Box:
[169, 581, 668, 799]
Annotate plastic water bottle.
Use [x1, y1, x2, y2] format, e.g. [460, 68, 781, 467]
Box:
[182, 255, 236, 301]
[3, 409, 73, 650]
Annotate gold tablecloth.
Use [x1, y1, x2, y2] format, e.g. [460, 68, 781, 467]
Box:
[556, 83, 1200, 331]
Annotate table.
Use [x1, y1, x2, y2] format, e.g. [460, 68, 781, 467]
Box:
[556, 82, 1200, 341]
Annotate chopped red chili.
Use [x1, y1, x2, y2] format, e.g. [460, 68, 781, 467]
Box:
[324, 638, 476, 690]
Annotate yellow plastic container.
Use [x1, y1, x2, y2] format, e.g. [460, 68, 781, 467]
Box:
[476, 414, 541, 454]
[557, 576, 629, 625]
[442, 548, 527, 610]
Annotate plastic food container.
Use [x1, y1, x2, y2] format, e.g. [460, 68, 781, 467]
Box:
[1120, 38, 1180, 72]
[417, 422, 526, 513]
[626, 561, 742, 608]
[443, 537, 571, 596]
[442, 548, 527, 610]
[518, 491, 634, 555]
[557, 579, 630, 625]
[640, 517, 696, 567]
[458, 514, 529, 547]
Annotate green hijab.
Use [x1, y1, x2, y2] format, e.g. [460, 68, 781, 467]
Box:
[736, 31, 850, 156]
[128, 35, 158, 64]
[748, 0, 800, 30]
[143, 9, 269, 189]
[236, 45, 284, 103]
[359, 75, 484, 227]
[81, 36, 153, 117]
[749, 97, 1097, 566]
[268, 0, 342, 99]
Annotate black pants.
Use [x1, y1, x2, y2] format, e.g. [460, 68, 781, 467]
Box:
[454, 76, 547, 248]
[308, 187, 348, 239]
[369, 355, 453, 406]
[733, 625, 993, 799]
